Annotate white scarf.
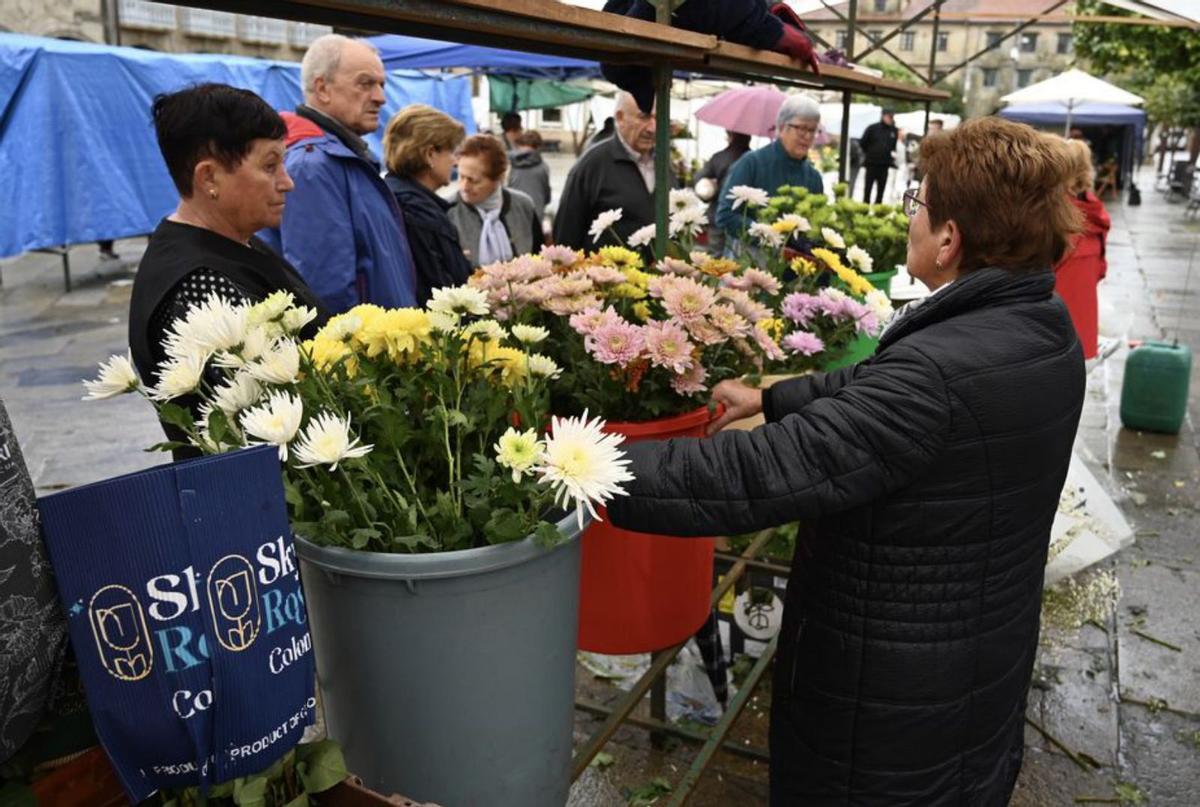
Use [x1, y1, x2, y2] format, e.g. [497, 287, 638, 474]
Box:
[474, 187, 512, 266]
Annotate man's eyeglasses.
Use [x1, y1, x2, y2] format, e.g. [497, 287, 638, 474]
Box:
[902, 188, 930, 217]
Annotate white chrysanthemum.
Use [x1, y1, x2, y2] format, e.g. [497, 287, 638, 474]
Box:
[534, 411, 634, 529]
[823, 287, 849, 303]
[780, 213, 811, 233]
[213, 323, 275, 369]
[428, 285, 490, 317]
[281, 305, 318, 334]
[588, 208, 624, 243]
[461, 319, 506, 343]
[865, 289, 894, 323]
[247, 338, 300, 385]
[846, 244, 874, 273]
[247, 291, 295, 325]
[669, 188, 701, 212]
[627, 223, 656, 249]
[82, 352, 140, 400]
[527, 353, 563, 379]
[494, 427, 544, 483]
[212, 372, 264, 416]
[292, 411, 374, 470]
[166, 292, 247, 360]
[240, 391, 303, 461]
[669, 205, 707, 238]
[321, 313, 362, 342]
[511, 324, 549, 344]
[728, 185, 769, 209]
[821, 227, 846, 249]
[149, 352, 206, 401]
[748, 222, 785, 249]
[429, 310, 461, 333]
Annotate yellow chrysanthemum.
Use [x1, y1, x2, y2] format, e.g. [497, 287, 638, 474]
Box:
[771, 219, 798, 235]
[468, 342, 528, 386]
[598, 246, 643, 271]
[756, 318, 785, 341]
[632, 301, 652, 322]
[810, 247, 845, 272]
[611, 283, 648, 301]
[621, 267, 652, 288]
[303, 337, 360, 377]
[791, 256, 819, 277]
[815, 248, 877, 298]
[696, 257, 740, 277]
[357, 308, 431, 363]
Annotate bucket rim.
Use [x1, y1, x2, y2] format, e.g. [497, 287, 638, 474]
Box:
[295, 511, 584, 580]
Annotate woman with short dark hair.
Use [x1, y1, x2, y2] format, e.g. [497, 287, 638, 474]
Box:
[447, 134, 542, 267]
[129, 83, 328, 453]
[608, 117, 1087, 805]
[382, 104, 472, 303]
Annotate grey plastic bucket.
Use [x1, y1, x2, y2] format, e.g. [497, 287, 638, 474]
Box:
[296, 513, 583, 806]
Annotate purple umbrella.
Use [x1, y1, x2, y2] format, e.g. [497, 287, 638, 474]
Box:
[696, 85, 788, 138]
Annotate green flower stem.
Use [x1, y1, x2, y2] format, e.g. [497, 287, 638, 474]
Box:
[341, 466, 374, 528]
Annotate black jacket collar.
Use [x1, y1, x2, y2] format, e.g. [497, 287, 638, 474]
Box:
[879, 267, 1056, 350]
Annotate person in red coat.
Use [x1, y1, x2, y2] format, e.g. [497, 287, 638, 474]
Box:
[1055, 138, 1111, 358]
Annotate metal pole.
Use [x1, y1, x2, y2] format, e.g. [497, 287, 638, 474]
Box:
[837, 0, 858, 187]
[653, 1, 671, 262]
[923, 2, 941, 135]
[573, 700, 771, 763]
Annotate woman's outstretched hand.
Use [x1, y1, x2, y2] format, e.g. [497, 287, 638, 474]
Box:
[708, 380, 764, 435]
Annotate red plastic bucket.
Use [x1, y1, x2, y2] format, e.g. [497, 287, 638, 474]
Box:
[579, 406, 717, 654]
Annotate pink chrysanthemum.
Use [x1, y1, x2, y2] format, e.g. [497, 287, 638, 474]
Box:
[753, 326, 786, 361]
[545, 294, 601, 316]
[658, 257, 700, 278]
[585, 320, 645, 366]
[718, 288, 772, 323]
[708, 304, 751, 338]
[540, 244, 583, 268]
[781, 292, 821, 327]
[586, 264, 627, 285]
[670, 364, 709, 396]
[642, 320, 695, 373]
[661, 277, 715, 322]
[569, 306, 623, 336]
[783, 330, 825, 356]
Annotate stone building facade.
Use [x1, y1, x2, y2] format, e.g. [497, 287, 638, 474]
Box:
[0, 0, 331, 61]
[805, 0, 1076, 118]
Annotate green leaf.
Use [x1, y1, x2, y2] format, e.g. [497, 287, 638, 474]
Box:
[295, 739, 348, 793]
[349, 527, 381, 549]
[207, 406, 234, 446]
[232, 773, 269, 806]
[0, 782, 36, 807]
[282, 794, 310, 807]
[534, 520, 566, 548]
[591, 751, 615, 770]
[145, 440, 190, 453]
[157, 402, 195, 432]
[485, 508, 529, 544]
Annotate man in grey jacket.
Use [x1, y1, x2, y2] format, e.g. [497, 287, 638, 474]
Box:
[507, 130, 552, 222]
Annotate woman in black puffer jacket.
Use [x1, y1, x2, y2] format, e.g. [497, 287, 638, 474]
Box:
[607, 117, 1086, 806]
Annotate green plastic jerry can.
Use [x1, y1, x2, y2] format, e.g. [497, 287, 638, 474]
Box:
[1120, 341, 1192, 435]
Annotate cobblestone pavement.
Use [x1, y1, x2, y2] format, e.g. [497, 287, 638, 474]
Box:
[3, 179, 1198, 805]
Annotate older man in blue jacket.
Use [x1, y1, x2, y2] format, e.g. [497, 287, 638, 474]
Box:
[260, 34, 417, 312]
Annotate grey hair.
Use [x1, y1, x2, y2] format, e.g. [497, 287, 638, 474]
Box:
[301, 34, 377, 96]
[775, 94, 821, 131]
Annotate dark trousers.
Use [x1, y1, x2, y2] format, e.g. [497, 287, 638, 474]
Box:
[863, 165, 889, 204]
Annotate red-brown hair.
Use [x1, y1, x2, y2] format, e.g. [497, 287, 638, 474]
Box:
[456, 134, 508, 181]
[920, 117, 1082, 271]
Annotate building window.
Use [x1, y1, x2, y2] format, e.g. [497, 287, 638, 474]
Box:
[900, 31, 915, 51]
[874, 0, 887, 11]
[1057, 33, 1073, 54]
[1017, 69, 1033, 87]
[982, 68, 998, 88]
[541, 108, 563, 125]
[1019, 32, 1038, 53]
[936, 31, 949, 52]
[836, 30, 847, 50]
[985, 31, 1002, 49]
[867, 29, 884, 44]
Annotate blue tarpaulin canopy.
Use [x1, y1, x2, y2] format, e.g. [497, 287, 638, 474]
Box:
[0, 33, 474, 259]
[366, 33, 598, 79]
[998, 101, 1147, 185]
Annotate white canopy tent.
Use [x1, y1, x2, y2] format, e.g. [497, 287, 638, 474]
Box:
[1001, 68, 1143, 134]
[1100, 0, 1200, 24]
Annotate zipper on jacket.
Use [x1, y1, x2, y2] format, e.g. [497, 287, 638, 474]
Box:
[789, 616, 808, 695]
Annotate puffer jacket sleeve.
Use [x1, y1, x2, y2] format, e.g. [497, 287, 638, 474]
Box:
[606, 343, 950, 537]
[762, 363, 865, 420]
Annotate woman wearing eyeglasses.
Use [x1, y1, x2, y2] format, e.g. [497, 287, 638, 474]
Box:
[714, 94, 824, 241]
[608, 117, 1086, 806]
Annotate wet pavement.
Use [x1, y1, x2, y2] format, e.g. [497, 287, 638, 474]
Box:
[2, 181, 1199, 805]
